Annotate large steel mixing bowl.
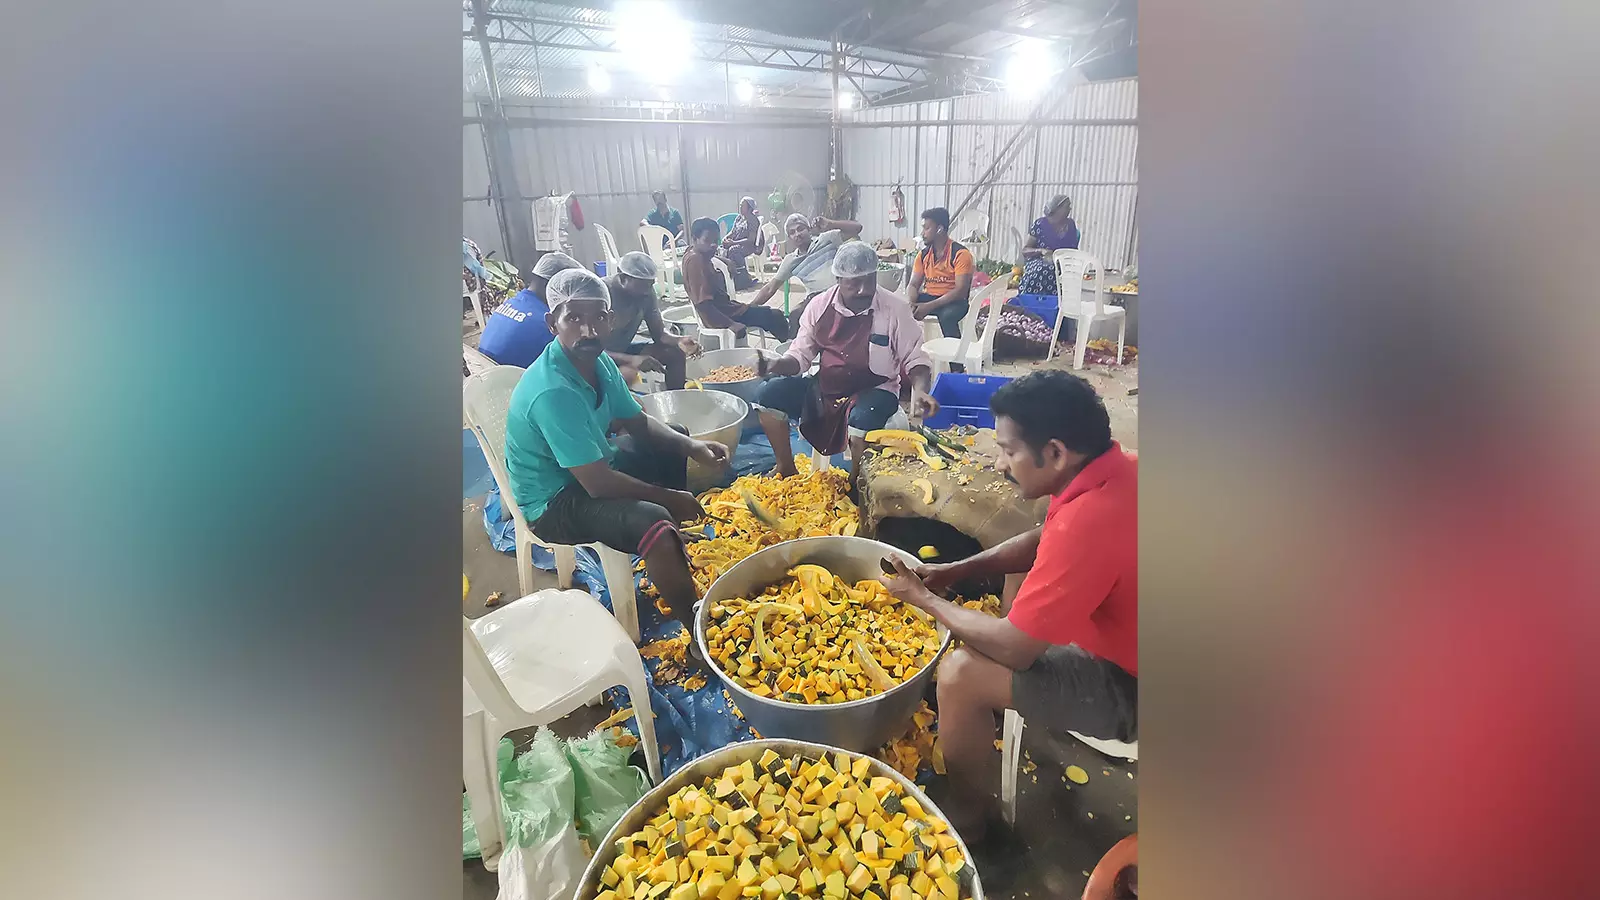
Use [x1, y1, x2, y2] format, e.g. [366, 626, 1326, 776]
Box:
[636, 389, 747, 491]
[572, 738, 985, 900]
[687, 346, 783, 405]
[694, 536, 953, 753]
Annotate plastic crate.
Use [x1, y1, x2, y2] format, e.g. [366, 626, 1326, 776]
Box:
[923, 373, 1013, 430]
[593, 260, 608, 277]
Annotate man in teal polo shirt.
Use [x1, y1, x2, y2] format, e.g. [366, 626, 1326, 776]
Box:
[504, 268, 730, 637]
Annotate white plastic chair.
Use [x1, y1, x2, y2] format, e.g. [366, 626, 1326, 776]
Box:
[922, 277, 1007, 374]
[463, 341, 496, 377]
[463, 590, 663, 869]
[1051, 248, 1127, 369]
[758, 221, 783, 274]
[999, 224, 1025, 270]
[999, 709, 1138, 826]
[463, 366, 642, 642]
[638, 224, 682, 297]
[465, 289, 486, 330]
[594, 223, 623, 274]
[951, 209, 990, 261]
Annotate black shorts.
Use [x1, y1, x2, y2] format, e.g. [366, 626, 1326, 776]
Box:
[529, 431, 688, 556]
[1012, 645, 1138, 743]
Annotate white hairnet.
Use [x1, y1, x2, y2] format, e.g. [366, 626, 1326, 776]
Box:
[532, 251, 581, 279]
[784, 212, 809, 232]
[617, 251, 657, 280]
[830, 240, 879, 278]
[547, 268, 610, 309]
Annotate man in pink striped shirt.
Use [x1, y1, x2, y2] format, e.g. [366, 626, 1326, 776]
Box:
[756, 241, 939, 477]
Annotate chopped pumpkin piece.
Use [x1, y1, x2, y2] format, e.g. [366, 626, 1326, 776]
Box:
[697, 874, 726, 899]
[735, 859, 760, 887]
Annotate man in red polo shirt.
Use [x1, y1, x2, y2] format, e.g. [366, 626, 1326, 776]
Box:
[880, 370, 1137, 842]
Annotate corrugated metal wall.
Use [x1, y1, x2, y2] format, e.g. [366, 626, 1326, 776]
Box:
[463, 99, 831, 271]
[842, 77, 1138, 270]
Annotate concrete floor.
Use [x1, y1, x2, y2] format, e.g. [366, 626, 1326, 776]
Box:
[461, 299, 1139, 900]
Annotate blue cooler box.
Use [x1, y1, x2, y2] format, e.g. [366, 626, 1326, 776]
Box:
[922, 373, 1013, 430]
[593, 260, 608, 277]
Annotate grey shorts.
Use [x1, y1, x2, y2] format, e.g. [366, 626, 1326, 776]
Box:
[1012, 645, 1138, 743]
[528, 428, 688, 556]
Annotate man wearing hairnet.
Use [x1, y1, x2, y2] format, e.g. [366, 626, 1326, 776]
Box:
[755, 240, 939, 478]
[476, 250, 582, 368]
[600, 251, 701, 390]
[750, 213, 863, 326]
[503, 268, 729, 639]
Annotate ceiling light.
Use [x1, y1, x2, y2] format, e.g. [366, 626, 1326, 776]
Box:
[615, 2, 690, 81]
[587, 64, 611, 94]
[837, 90, 855, 110]
[1006, 39, 1058, 96]
[735, 80, 755, 103]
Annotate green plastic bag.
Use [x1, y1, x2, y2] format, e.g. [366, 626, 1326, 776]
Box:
[463, 792, 482, 860]
[495, 730, 587, 900]
[498, 729, 577, 850]
[565, 731, 650, 846]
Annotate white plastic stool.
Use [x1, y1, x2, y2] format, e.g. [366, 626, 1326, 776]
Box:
[998, 709, 1138, 825]
[464, 366, 642, 641]
[463, 590, 662, 870]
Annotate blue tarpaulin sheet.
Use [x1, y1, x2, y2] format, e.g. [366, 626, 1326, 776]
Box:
[466, 422, 839, 775]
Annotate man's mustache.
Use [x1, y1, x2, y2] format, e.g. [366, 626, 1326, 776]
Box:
[574, 339, 602, 351]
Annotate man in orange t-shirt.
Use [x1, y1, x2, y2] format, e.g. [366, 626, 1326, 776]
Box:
[881, 370, 1136, 842]
[907, 206, 976, 338]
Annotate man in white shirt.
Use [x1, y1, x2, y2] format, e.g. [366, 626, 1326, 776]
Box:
[750, 214, 863, 326]
[755, 241, 938, 477]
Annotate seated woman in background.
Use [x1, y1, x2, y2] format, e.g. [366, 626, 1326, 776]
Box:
[720, 196, 763, 290]
[1018, 194, 1080, 295]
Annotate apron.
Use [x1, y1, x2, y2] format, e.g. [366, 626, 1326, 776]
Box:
[799, 298, 887, 455]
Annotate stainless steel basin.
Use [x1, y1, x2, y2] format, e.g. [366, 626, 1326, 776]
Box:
[572, 738, 985, 900]
[687, 346, 783, 404]
[694, 536, 952, 753]
[660, 304, 698, 338]
[636, 389, 747, 490]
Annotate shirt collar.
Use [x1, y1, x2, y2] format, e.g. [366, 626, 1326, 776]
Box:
[1051, 441, 1132, 508]
[829, 287, 878, 318]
